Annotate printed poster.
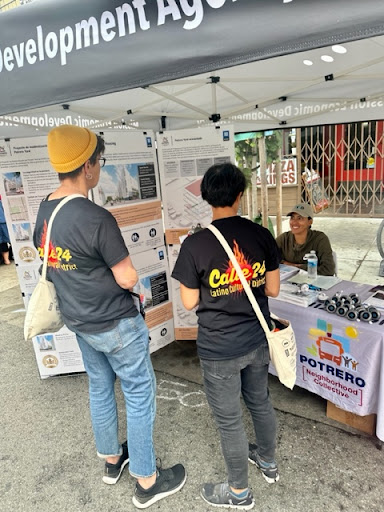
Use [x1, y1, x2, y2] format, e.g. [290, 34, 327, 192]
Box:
[0, 131, 172, 377]
[93, 131, 164, 254]
[131, 246, 175, 353]
[0, 137, 86, 377]
[168, 243, 198, 341]
[31, 326, 85, 379]
[0, 137, 59, 291]
[156, 126, 235, 245]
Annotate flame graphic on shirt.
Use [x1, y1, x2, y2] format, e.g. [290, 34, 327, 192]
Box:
[40, 220, 59, 264]
[226, 240, 253, 285]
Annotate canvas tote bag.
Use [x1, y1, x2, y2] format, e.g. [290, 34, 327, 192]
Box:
[207, 224, 297, 389]
[24, 194, 84, 341]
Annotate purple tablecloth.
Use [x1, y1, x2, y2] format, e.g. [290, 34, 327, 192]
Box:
[269, 281, 384, 440]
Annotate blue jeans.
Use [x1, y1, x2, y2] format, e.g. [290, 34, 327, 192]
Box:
[200, 343, 276, 489]
[74, 314, 157, 479]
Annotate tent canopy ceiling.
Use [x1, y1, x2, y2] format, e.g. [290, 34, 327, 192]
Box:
[1, 0, 384, 137]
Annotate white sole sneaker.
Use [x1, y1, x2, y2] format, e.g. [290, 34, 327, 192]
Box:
[103, 457, 129, 484]
[248, 456, 279, 484]
[132, 467, 187, 509]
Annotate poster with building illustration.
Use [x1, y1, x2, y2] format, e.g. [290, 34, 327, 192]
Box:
[93, 131, 164, 255]
[0, 137, 61, 282]
[30, 326, 86, 379]
[0, 136, 85, 377]
[0, 130, 171, 377]
[156, 126, 235, 245]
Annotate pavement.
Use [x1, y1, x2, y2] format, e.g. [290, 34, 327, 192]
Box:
[1, 217, 383, 512]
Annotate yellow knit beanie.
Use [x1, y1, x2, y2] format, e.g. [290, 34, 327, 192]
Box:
[47, 125, 98, 173]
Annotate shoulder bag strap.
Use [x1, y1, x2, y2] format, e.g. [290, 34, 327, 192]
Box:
[41, 194, 85, 280]
[207, 223, 271, 336]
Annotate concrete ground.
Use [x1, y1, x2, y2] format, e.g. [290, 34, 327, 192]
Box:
[1, 217, 383, 512]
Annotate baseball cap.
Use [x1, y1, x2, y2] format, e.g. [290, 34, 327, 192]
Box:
[286, 203, 314, 218]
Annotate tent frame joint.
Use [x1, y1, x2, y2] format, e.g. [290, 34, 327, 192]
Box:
[209, 113, 221, 123]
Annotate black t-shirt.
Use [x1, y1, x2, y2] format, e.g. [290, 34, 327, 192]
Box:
[33, 196, 138, 333]
[171, 216, 280, 360]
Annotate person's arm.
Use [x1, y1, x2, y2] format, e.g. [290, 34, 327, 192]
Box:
[180, 283, 200, 310]
[111, 255, 138, 290]
[264, 268, 280, 297]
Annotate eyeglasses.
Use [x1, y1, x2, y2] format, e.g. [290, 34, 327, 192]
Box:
[99, 157, 106, 168]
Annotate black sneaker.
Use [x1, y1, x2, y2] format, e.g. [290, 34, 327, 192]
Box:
[248, 443, 279, 484]
[102, 441, 129, 484]
[201, 482, 254, 510]
[132, 463, 187, 509]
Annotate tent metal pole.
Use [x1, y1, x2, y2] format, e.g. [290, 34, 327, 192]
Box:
[133, 84, 206, 111]
[275, 147, 283, 237]
[258, 136, 269, 230]
[146, 86, 210, 116]
[211, 82, 217, 116]
[218, 82, 248, 104]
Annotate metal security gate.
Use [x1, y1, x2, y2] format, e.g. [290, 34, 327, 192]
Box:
[299, 121, 384, 217]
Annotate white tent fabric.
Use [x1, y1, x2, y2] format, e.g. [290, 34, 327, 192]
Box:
[1, 34, 384, 139]
[0, 0, 384, 138]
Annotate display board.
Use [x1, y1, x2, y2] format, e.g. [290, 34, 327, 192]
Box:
[93, 131, 164, 254]
[0, 136, 86, 377]
[0, 137, 60, 303]
[157, 125, 235, 339]
[157, 126, 235, 245]
[131, 246, 175, 354]
[0, 130, 175, 377]
[167, 244, 198, 341]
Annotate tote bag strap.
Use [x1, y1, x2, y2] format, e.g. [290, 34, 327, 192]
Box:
[207, 223, 271, 336]
[41, 194, 85, 280]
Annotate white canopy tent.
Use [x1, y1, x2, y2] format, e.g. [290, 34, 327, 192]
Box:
[1, 34, 384, 138]
[0, 0, 384, 138]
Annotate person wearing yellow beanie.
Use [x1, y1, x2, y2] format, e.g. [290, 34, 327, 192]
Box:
[33, 125, 186, 507]
[45, 124, 104, 196]
[48, 125, 98, 174]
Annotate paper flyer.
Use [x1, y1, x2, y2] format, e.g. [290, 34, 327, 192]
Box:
[156, 126, 235, 244]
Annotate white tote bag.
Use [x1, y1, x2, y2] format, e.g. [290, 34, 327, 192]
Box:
[24, 194, 84, 341]
[207, 224, 297, 390]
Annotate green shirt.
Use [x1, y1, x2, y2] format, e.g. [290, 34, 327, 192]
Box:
[275, 229, 335, 276]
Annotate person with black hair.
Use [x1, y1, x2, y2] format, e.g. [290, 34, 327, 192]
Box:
[172, 162, 281, 510]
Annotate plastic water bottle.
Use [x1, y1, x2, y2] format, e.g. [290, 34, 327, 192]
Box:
[304, 250, 318, 280]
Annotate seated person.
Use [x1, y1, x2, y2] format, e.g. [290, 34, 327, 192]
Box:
[276, 203, 335, 276]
